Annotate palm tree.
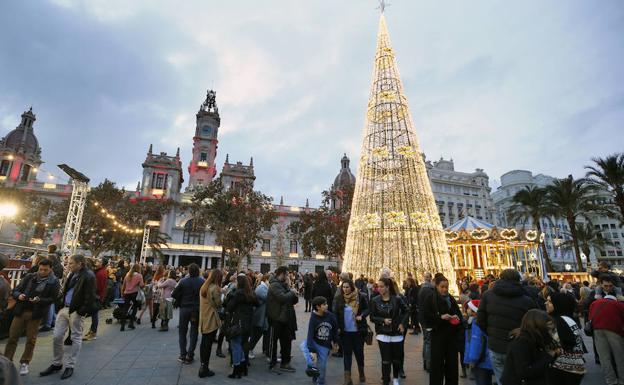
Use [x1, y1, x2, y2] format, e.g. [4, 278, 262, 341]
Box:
[560, 222, 614, 270]
[545, 175, 601, 270]
[507, 186, 554, 272]
[586, 153, 624, 222]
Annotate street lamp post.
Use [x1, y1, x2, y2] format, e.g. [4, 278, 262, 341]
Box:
[0, 202, 19, 234]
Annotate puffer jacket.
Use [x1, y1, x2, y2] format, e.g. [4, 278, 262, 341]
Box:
[476, 279, 537, 353]
[266, 277, 298, 324]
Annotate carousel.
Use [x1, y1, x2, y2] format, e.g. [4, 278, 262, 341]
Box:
[444, 216, 544, 279]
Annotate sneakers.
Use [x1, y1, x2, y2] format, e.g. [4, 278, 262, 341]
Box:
[280, 363, 296, 372]
[19, 363, 28, 375]
[305, 366, 319, 377]
[83, 331, 97, 341]
[248, 351, 256, 359]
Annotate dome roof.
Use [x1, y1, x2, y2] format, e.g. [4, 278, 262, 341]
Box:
[4, 128, 39, 154]
[1, 108, 40, 156]
[333, 154, 355, 189]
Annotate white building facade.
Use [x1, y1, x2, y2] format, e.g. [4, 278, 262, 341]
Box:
[491, 170, 624, 271]
[425, 157, 496, 228]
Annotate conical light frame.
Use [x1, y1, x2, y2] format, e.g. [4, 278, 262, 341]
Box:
[343, 15, 457, 288]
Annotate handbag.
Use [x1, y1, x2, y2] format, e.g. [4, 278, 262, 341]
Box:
[365, 325, 374, 345]
[584, 301, 609, 337]
[226, 319, 242, 338]
[136, 287, 146, 304]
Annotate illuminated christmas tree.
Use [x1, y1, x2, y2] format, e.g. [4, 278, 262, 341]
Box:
[342, 11, 457, 288]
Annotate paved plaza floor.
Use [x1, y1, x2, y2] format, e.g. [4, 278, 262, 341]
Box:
[3, 303, 604, 385]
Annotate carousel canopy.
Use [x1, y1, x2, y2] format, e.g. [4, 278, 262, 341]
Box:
[446, 216, 494, 232]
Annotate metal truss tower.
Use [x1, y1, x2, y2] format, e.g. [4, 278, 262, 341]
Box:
[58, 164, 90, 257]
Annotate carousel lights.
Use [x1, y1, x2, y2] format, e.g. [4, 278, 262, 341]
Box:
[500, 228, 518, 240]
[470, 229, 489, 240]
[525, 229, 538, 241]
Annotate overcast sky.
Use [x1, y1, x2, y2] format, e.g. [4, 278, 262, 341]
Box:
[1, 1, 623, 206]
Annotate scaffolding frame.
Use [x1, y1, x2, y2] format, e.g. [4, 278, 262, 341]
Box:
[58, 164, 90, 258]
[61, 180, 88, 257]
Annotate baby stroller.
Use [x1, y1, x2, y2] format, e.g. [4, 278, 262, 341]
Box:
[106, 298, 134, 324]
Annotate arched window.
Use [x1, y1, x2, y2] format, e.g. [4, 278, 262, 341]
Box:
[183, 219, 205, 245]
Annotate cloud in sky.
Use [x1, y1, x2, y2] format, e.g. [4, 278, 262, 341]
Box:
[0, 0, 622, 205]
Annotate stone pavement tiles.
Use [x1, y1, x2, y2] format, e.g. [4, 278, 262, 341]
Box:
[4, 303, 604, 385]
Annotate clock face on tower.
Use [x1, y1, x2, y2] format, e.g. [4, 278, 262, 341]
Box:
[201, 125, 212, 136]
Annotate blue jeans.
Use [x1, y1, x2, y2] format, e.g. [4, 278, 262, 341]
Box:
[113, 282, 121, 299]
[90, 308, 99, 333]
[231, 335, 244, 365]
[43, 303, 55, 328]
[488, 350, 506, 385]
[178, 307, 199, 358]
[301, 340, 330, 385]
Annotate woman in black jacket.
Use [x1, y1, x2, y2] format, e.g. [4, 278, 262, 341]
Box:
[224, 274, 259, 379]
[369, 277, 408, 385]
[545, 293, 585, 384]
[501, 309, 560, 385]
[404, 278, 421, 334]
[312, 270, 333, 309]
[334, 279, 370, 385]
[422, 275, 464, 385]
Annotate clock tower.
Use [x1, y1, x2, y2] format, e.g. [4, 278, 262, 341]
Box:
[188, 90, 219, 190]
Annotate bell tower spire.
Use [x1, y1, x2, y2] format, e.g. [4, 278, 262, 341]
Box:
[188, 89, 220, 191]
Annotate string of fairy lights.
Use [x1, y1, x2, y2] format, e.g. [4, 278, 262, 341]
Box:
[92, 202, 143, 235]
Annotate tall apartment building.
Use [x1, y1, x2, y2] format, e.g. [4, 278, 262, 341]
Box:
[425, 157, 496, 228]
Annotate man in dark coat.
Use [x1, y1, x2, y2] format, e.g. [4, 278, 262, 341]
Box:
[40, 255, 97, 380]
[4, 258, 59, 375]
[266, 266, 298, 373]
[477, 269, 537, 384]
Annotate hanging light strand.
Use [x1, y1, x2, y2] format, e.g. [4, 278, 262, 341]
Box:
[92, 201, 143, 235]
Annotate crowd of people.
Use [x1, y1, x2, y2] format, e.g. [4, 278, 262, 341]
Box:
[0, 246, 622, 385]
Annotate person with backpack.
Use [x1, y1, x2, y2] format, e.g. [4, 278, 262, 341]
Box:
[224, 274, 258, 379]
